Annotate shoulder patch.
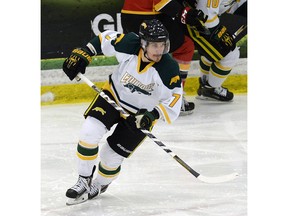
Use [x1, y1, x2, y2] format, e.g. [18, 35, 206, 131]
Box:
[169, 75, 180, 86]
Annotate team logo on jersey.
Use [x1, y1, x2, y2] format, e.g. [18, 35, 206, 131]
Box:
[169, 75, 180, 85]
[124, 83, 151, 95]
[92, 107, 106, 115]
[121, 72, 154, 95]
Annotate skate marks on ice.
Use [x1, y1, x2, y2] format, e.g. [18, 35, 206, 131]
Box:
[41, 95, 247, 216]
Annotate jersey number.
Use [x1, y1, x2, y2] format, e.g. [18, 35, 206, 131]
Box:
[169, 93, 181, 107]
[206, 0, 220, 8]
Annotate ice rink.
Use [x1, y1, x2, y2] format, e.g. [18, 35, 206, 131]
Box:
[41, 95, 247, 216]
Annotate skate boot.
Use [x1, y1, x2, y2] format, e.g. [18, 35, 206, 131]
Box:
[180, 96, 195, 116]
[88, 180, 110, 200]
[197, 77, 234, 101]
[66, 166, 95, 205]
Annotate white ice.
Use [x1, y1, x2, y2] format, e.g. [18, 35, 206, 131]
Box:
[41, 95, 247, 216]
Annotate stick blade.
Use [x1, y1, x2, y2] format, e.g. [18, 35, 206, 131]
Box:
[197, 172, 239, 184]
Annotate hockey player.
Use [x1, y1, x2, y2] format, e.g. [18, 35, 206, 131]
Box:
[62, 19, 183, 205]
[121, 0, 208, 115]
[186, 0, 247, 101]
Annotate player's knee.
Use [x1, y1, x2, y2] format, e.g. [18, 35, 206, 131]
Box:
[79, 116, 107, 144]
[100, 143, 124, 169]
[220, 47, 240, 68]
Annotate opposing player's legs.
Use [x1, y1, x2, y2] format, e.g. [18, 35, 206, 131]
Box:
[197, 48, 240, 101]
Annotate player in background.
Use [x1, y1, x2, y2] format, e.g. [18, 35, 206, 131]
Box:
[121, 0, 208, 115]
[186, 0, 247, 101]
[62, 19, 183, 205]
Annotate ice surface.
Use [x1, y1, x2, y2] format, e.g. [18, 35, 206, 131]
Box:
[41, 95, 247, 216]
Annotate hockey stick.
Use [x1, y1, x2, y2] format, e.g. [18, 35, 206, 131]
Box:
[76, 73, 239, 183]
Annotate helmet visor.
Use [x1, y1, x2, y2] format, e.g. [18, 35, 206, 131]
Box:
[141, 39, 170, 55]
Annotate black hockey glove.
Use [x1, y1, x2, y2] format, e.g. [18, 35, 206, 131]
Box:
[125, 108, 160, 131]
[210, 25, 236, 52]
[135, 108, 160, 131]
[180, 7, 208, 34]
[62, 48, 92, 80]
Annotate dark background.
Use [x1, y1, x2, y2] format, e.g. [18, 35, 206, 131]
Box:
[41, 0, 124, 59]
[41, 0, 247, 59]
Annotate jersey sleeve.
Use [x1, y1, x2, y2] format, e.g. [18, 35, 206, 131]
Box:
[86, 30, 140, 62]
[155, 84, 183, 124]
[85, 30, 119, 57]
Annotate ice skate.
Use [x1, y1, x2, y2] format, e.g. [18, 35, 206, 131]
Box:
[66, 166, 95, 205]
[88, 180, 110, 200]
[180, 96, 194, 116]
[197, 77, 234, 102]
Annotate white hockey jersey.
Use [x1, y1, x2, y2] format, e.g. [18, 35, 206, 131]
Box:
[196, 0, 247, 28]
[86, 30, 183, 124]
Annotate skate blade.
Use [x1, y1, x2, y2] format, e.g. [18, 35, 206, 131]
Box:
[196, 95, 233, 102]
[179, 110, 193, 116]
[66, 193, 88, 206]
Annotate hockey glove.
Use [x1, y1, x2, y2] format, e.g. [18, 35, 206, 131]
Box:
[135, 108, 160, 131]
[180, 7, 208, 34]
[210, 25, 236, 52]
[62, 48, 92, 80]
[124, 108, 160, 131]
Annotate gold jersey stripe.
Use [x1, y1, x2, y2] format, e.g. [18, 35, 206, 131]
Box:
[206, 15, 219, 24]
[158, 104, 171, 124]
[187, 26, 223, 61]
[214, 61, 232, 71]
[201, 56, 212, 67]
[84, 93, 100, 116]
[210, 69, 228, 78]
[200, 68, 209, 75]
[114, 34, 125, 45]
[154, 0, 171, 11]
[137, 49, 155, 74]
[121, 9, 161, 15]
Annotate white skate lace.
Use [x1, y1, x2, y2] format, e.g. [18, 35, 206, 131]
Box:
[89, 181, 102, 196]
[214, 87, 227, 96]
[71, 177, 90, 192]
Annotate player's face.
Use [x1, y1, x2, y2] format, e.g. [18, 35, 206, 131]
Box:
[145, 42, 166, 62]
